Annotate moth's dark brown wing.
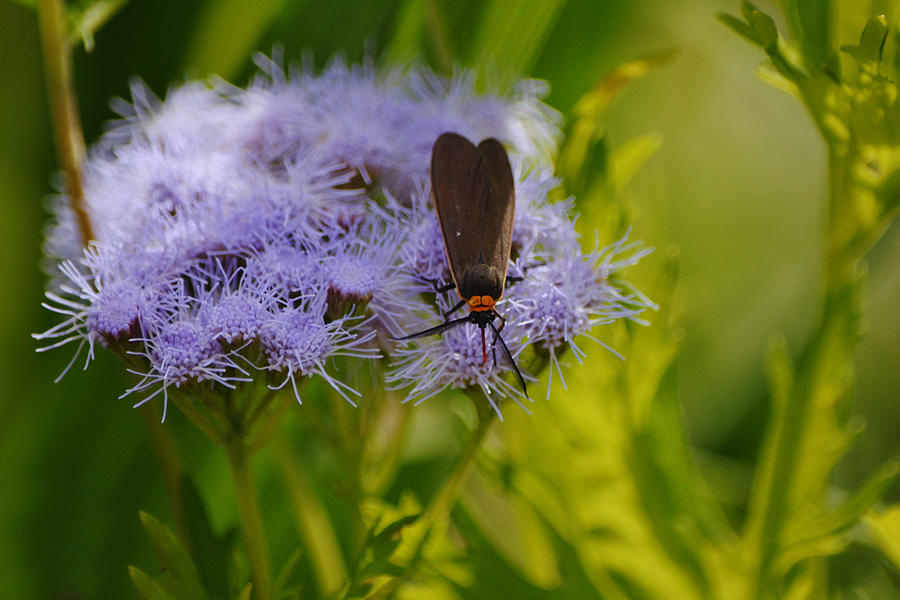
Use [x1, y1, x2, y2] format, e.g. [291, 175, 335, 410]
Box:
[430, 132, 488, 290]
[477, 138, 515, 287]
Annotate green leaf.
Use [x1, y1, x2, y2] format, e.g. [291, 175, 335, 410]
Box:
[748, 8, 778, 49]
[558, 48, 678, 194]
[859, 14, 889, 63]
[449, 504, 598, 599]
[276, 441, 347, 596]
[272, 548, 303, 598]
[138, 511, 208, 600]
[841, 15, 889, 67]
[181, 477, 233, 599]
[795, 0, 830, 71]
[877, 159, 900, 217]
[236, 582, 253, 600]
[181, 0, 290, 79]
[368, 514, 420, 567]
[718, 13, 758, 45]
[818, 459, 897, 535]
[610, 133, 663, 196]
[866, 504, 900, 571]
[129, 566, 179, 600]
[822, 48, 842, 82]
[344, 512, 421, 599]
[727, 1, 778, 49]
[381, 0, 427, 67]
[490, 246, 748, 600]
[743, 271, 867, 591]
[67, 0, 130, 52]
[466, 0, 566, 88]
[775, 459, 897, 573]
[724, 3, 808, 84]
[765, 335, 794, 409]
[460, 470, 561, 588]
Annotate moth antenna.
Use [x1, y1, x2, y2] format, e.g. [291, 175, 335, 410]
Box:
[391, 315, 473, 341]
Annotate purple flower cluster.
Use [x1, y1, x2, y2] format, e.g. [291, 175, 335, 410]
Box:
[36, 54, 654, 419]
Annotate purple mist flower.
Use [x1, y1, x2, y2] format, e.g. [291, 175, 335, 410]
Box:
[504, 231, 656, 399]
[259, 293, 380, 405]
[37, 53, 652, 420]
[386, 292, 533, 419]
[386, 156, 654, 413]
[124, 315, 251, 422]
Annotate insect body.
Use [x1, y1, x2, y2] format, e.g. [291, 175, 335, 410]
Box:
[395, 132, 528, 397]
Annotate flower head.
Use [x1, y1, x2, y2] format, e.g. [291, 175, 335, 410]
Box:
[37, 54, 652, 420]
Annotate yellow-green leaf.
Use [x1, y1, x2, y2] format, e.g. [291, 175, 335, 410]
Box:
[866, 504, 900, 570]
[129, 566, 179, 600]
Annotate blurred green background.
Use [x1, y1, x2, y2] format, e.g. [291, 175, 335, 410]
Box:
[1, 0, 898, 597]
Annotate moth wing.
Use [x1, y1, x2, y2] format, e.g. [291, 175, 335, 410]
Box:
[476, 138, 515, 286]
[430, 132, 488, 289]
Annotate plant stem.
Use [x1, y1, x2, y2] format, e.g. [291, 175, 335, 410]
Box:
[745, 312, 835, 597]
[172, 395, 226, 447]
[225, 437, 272, 600]
[408, 400, 496, 566]
[140, 405, 190, 546]
[373, 402, 495, 599]
[425, 408, 494, 529]
[248, 394, 294, 453]
[275, 438, 348, 596]
[744, 149, 861, 598]
[38, 0, 94, 244]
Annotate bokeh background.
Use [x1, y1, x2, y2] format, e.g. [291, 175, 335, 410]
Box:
[1, 0, 898, 597]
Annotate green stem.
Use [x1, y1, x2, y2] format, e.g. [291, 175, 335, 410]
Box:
[248, 393, 294, 453]
[409, 400, 496, 566]
[38, 0, 94, 244]
[245, 386, 280, 432]
[330, 395, 367, 547]
[139, 405, 190, 546]
[745, 310, 837, 597]
[364, 397, 413, 497]
[172, 395, 227, 447]
[744, 148, 861, 598]
[225, 438, 272, 600]
[372, 403, 495, 599]
[274, 438, 348, 596]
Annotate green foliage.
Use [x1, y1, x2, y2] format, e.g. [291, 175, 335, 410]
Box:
[465, 0, 566, 89]
[130, 565, 180, 600]
[865, 505, 900, 572]
[343, 513, 421, 598]
[721, 2, 900, 597]
[67, 0, 129, 51]
[719, 3, 900, 263]
[181, 477, 239, 599]
[558, 47, 679, 203]
[181, 0, 291, 78]
[134, 511, 209, 600]
[9, 1, 900, 599]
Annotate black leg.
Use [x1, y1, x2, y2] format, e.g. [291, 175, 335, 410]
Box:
[444, 298, 467, 321]
[391, 315, 474, 341]
[505, 260, 545, 288]
[494, 310, 506, 334]
[490, 310, 506, 365]
[426, 278, 457, 295]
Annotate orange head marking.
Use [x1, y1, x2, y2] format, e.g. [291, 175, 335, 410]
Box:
[467, 295, 496, 313]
